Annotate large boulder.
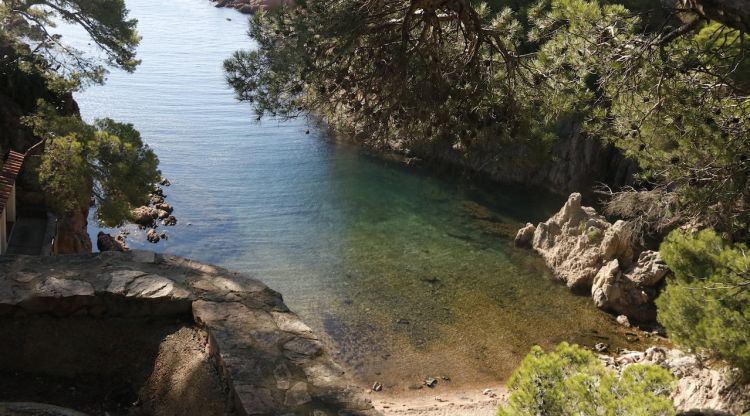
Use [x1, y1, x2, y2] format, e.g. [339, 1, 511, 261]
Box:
[590, 251, 668, 321]
[518, 193, 669, 320]
[131, 206, 158, 227]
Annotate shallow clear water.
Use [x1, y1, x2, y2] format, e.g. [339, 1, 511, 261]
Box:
[60, 0, 646, 391]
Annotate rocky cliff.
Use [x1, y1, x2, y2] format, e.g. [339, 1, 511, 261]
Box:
[409, 119, 638, 197]
[212, 0, 294, 13]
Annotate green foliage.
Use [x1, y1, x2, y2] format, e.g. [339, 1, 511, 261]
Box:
[657, 229, 750, 374]
[0, 0, 161, 228]
[0, 0, 140, 87]
[531, 0, 750, 235]
[25, 102, 160, 227]
[499, 342, 675, 416]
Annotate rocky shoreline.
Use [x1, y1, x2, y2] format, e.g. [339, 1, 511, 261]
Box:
[97, 177, 177, 251]
[513, 193, 750, 415]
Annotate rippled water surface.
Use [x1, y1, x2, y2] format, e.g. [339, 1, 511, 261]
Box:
[62, 0, 645, 391]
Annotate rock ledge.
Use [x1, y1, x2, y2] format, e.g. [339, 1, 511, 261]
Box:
[0, 251, 378, 416]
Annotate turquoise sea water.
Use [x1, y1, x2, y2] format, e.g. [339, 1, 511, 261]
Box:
[62, 0, 645, 391]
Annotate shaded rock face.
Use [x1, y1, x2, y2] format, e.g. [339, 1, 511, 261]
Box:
[516, 193, 669, 321]
[409, 118, 637, 197]
[213, 0, 294, 13]
[602, 347, 750, 415]
[54, 206, 92, 255]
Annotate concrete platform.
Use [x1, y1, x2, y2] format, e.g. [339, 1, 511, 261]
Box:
[6, 216, 47, 255]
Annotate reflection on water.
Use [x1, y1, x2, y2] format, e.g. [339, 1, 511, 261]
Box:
[62, 0, 652, 391]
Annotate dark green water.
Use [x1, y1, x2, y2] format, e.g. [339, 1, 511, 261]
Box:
[63, 0, 648, 392]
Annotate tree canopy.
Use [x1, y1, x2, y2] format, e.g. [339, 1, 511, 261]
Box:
[1, 0, 140, 86]
[657, 229, 750, 374]
[226, 0, 750, 239]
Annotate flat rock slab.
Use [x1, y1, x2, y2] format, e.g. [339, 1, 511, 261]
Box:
[0, 251, 378, 416]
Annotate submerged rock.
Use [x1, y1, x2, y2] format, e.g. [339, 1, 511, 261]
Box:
[518, 193, 669, 321]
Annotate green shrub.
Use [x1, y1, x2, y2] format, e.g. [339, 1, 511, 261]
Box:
[657, 229, 750, 374]
[499, 342, 675, 416]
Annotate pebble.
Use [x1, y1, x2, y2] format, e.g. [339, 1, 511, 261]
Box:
[616, 315, 631, 327]
[425, 377, 438, 388]
[594, 343, 609, 352]
[372, 382, 383, 392]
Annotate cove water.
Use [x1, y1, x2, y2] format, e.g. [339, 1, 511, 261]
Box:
[62, 0, 642, 391]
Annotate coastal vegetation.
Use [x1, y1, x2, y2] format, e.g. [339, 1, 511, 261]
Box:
[499, 343, 675, 415]
[0, 0, 160, 228]
[658, 229, 750, 375]
[226, 0, 750, 411]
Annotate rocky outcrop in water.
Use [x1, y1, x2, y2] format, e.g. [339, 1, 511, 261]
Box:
[128, 180, 176, 244]
[601, 347, 750, 415]
[515, 193, 668, 321]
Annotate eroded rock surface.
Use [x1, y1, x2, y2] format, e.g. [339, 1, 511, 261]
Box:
[601, 347, 750, 415]
[0, 252, 378, 416]
[515, 193, 669, 321]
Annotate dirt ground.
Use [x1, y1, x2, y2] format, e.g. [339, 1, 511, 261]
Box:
[370, 383, 507, 416]
[135, 326, 233, 416]
[0, 317, 232, 416]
